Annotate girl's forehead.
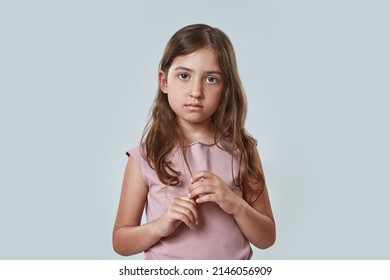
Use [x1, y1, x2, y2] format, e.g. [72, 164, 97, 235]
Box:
[170, 47, 221, 71]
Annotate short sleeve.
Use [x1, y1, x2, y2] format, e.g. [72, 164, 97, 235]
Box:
[126, 144, 142, 160]
[125, 144, 150, 187]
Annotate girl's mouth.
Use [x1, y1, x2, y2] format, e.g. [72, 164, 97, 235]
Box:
[185, 103, 203, 110]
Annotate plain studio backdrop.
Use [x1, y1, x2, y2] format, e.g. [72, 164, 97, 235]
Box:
[0, 0, 389, 259]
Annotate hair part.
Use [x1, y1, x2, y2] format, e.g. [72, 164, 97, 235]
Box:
[141, 24, 265, 203]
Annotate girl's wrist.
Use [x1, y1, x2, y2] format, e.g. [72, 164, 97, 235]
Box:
[151, 218, 165, 240]
[231, 197, 247, 217]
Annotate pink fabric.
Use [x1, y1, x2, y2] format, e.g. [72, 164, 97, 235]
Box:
[127, 141, 252, 260]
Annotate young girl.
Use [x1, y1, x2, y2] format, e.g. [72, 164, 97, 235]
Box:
[113, 24, 275, 260]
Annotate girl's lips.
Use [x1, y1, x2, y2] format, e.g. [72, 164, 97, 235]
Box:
[185, 104, 203, 109]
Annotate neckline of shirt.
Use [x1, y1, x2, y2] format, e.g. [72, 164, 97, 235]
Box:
[185, 140, 221, 147]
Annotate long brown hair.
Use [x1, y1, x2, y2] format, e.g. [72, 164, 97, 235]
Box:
[141, 24, 265, 203]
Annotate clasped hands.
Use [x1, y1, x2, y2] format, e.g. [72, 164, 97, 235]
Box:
[156, 170, 244, 238]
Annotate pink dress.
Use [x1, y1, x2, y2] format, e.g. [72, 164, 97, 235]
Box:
[126, 141, 252, 259]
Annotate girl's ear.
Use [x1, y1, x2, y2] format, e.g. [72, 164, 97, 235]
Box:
[159, 70, 168, 94]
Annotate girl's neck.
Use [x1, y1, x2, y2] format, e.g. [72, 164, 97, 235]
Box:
[184, 133, 216, 145]
[179, 122, 217, 145]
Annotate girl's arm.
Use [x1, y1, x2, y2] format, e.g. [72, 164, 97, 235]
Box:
[188, 148, 276, 249]
[231, 147, 276, 249]
[112, 156, 159, 256]
[232, 179, 276, 249]
[113, 156, 198, 256]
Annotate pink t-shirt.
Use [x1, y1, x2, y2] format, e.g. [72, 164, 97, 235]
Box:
[126, 141, 252, 260]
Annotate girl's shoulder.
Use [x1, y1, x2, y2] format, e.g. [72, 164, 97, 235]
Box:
[125, 143, 147, 161]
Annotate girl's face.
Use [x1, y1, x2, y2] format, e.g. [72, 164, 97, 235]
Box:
[159, 47, 224, 131]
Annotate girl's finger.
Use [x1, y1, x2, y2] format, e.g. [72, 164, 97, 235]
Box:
[188, 178, 206, 193]
[188, 183, 212, 199]
[194, 193, 217, 204]
[171, 196, 199, 226]
[191, 170, 214, 183]
[170, 209, 195, 229]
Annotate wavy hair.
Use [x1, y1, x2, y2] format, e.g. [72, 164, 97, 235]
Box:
[141, 24, 265, 203]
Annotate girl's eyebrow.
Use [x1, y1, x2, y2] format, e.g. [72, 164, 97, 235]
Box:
[173, 66, 222, 76]
[173, 66, 192, 72]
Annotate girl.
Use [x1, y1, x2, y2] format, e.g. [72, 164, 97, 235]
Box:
[113, 24, 275, 260]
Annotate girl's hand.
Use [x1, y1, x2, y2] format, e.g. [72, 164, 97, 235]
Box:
[187, 171, 244, 215]
[155, 195, 199, 237]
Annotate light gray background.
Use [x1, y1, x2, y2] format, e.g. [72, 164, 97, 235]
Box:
[1, 0, 389, 259]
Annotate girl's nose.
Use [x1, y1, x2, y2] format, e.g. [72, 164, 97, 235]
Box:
[189, 81, 203, 98]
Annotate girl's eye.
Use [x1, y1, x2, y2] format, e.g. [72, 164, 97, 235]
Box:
[205, 76, 218, 84]
[178, 73, 190, 80]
